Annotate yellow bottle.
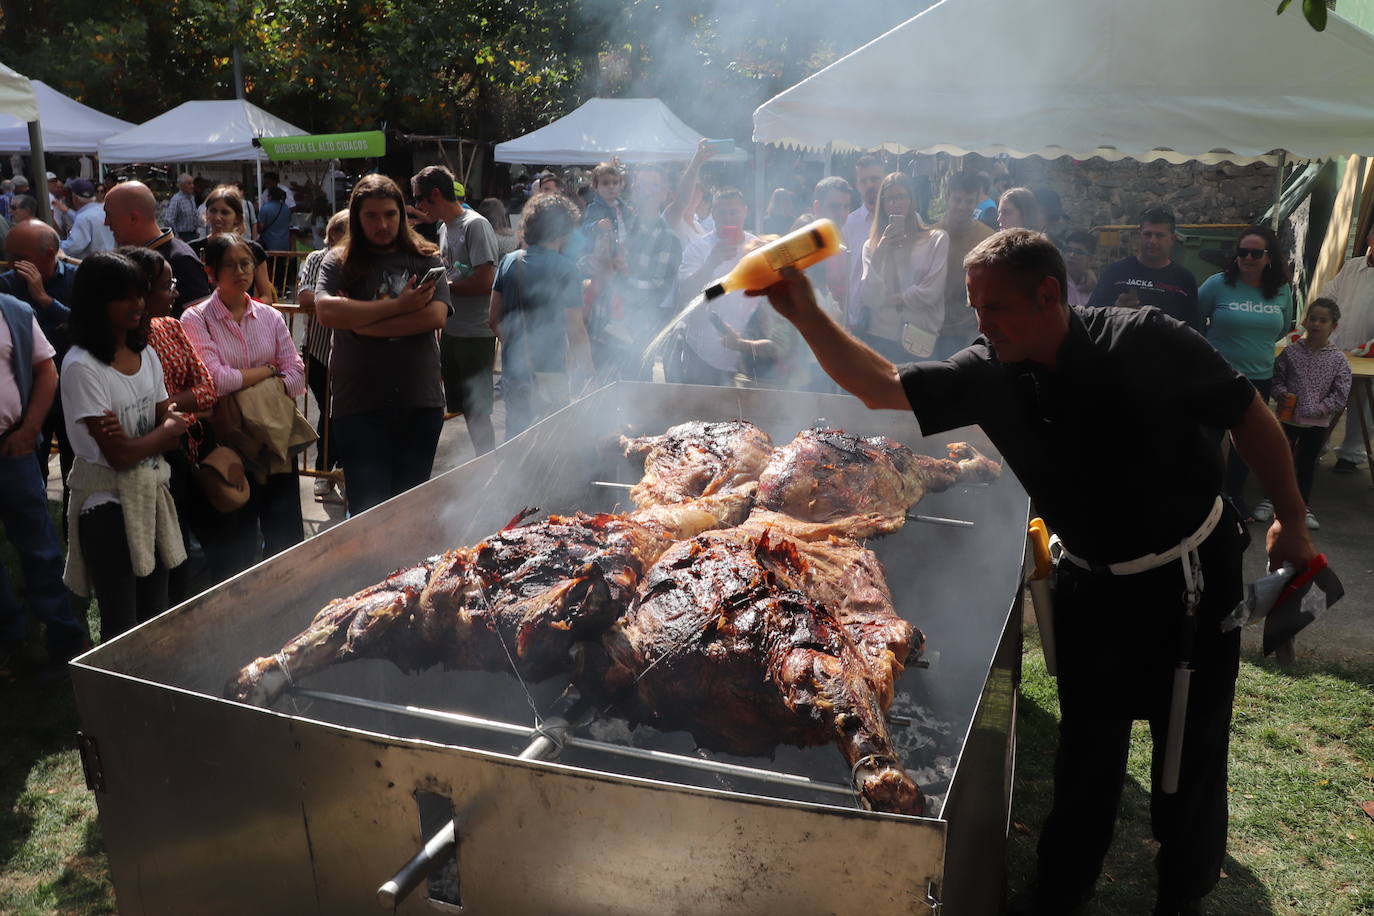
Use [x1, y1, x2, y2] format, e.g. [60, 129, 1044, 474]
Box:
[703, 219, 843, 300]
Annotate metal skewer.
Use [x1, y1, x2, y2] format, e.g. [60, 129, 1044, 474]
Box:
[905, 514, 975, 529]
[296, 688, 854, 800]
[592, 481, 973, 528]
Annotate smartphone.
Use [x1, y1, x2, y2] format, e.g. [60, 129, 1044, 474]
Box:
[704, 138, 734, 155]
[417, 265, 448, 287]
[887, 214, 907, 235]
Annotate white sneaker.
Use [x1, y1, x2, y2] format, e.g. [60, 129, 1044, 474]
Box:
[1305, 507, 1320, 531]
[1250, 499, 1274, 522]
[313, 477, 333, 497]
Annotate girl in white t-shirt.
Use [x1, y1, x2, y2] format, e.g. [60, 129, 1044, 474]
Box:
[61, 251, 188, 641]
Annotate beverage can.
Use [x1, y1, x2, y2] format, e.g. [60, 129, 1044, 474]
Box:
[1276, 392, 1298, 422]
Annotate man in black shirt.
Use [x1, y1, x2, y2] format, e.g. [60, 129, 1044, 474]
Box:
[748, 229, 1314, 916]
[104, 180, 212, 315]
[1088, 206, 1200, 331]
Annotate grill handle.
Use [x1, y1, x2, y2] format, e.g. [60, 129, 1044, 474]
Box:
[375, 716, 574, 909]
[377, 821, 457, 909]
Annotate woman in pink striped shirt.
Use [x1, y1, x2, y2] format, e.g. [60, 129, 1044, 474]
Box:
[182, 233, 307, 578]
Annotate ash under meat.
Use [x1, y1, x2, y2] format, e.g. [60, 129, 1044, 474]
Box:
[887, 690, 958, 816]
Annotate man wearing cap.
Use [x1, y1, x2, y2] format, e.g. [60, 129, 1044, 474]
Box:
[59, 179, 116, 259]
[104, 180, 211, 315]
[166, 174, 201, 242]
[45, 172, 72, 238]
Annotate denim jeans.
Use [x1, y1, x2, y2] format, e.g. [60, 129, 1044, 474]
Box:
[333, 407, 444, 516]
[0, 453, 85, 660]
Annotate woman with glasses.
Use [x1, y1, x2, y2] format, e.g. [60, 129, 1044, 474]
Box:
[855, 172, 948, 363]
[1198, 224, 1295, 521]
[182, 233, 306, 579]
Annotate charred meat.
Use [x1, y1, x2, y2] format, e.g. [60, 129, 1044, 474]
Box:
[621, 420, 774, 508]
[226, 493, 752, 707]
[757, 428, 1000, 537]
[587, 529, 924, 815]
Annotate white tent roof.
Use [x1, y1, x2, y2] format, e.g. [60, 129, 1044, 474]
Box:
[0, 61, 37, 122]
[0, 80, 133, 153]
[98, 99, 308, 164]
[753, 0, 1374, 165]
[495, 97, 738, 165]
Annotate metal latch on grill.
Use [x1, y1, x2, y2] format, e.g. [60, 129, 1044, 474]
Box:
[77, 732, 104, 791]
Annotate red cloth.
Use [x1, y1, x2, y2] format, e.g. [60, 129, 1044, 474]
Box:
[148, 315, 217, 461]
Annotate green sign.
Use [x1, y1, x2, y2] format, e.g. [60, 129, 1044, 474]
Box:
[258, 131, 386, 161]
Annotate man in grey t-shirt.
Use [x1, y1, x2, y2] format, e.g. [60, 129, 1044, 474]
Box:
[412, 165, 498, 454]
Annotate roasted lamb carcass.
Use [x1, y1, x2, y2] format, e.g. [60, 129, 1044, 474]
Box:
[620, 420, 774, 508]
[226, 493, 752, 707]
[583, 529, 924, 815]
[756, 428, 1001, 538]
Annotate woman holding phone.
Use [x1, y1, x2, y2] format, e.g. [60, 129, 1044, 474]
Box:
[855, 172, 949, 363]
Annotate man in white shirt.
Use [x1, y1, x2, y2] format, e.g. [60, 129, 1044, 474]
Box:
[59, 179, 116, 259]
[674, 188, 758, 386]
[1318, 223, 1374, 472]
[259, 171, 297, 210]
[842, 155, 885, 324]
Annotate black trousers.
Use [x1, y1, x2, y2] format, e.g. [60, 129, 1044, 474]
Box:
[78, 503, 170, 642]
[1282, 422, 1326, 504]
[1038, 504, 1246, 906]
[305, 355, 338, 472]
[195, 466, 304, 582]
[332, 407, 443, 516]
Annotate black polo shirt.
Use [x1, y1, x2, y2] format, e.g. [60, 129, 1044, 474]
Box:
[900, 306, 1254, 564]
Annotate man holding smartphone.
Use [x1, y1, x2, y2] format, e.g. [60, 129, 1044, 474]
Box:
[411, 165, 499, 456]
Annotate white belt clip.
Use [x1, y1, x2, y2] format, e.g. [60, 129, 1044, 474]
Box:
[1058, 496, 1224, 578]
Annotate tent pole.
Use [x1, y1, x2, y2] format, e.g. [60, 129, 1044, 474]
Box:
[256, 156, 263, 208]
[27, 121, 51, 225]
[754, 144, 766, 234]
[1271, 150, 1286, 232]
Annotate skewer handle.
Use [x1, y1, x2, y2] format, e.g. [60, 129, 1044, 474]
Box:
[906, 514, 975, 528]
[377, 821, 457, 908]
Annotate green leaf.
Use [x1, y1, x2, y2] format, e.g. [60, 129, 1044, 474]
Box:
[1276, 0, 1293, 12]
[1302, 0, 1328, 31]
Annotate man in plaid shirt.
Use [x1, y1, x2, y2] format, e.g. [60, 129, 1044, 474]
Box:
[622, 165, 682, 380]
[165, 174, 201, 242]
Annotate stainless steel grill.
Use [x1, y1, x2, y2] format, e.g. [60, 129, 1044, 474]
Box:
[72, 382, 1028, 915]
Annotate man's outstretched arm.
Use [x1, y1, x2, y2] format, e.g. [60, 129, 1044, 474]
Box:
[747, 267, 908, 410]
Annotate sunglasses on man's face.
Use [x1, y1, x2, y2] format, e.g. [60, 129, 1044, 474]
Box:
[1236, 248, 1268, 260]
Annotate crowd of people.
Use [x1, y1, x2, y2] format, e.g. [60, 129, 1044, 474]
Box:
[1, 147, 1371, 688]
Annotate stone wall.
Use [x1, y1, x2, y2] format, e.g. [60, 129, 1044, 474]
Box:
[923, 153, 1279, 229]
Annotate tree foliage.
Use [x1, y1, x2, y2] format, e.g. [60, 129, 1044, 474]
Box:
[0, 0, 918, 140]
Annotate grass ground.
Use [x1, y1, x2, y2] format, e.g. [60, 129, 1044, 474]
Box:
[1009, 628, 1374, 916]
[3, 527, 1372, 914]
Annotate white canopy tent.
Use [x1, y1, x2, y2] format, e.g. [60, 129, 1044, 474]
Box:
[495, 97, 742, 165]
[98, 99, 308, 164]
[0, 80, 133, 153]
[0, 61, 38, 122]
[99, 99, 310, 199]
[752, 0, 1374, 166]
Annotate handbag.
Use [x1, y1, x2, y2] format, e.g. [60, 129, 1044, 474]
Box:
[193, 445, 250, 512]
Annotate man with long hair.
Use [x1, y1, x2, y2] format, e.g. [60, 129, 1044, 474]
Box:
[315, 175, 453, 516]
